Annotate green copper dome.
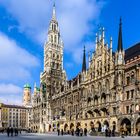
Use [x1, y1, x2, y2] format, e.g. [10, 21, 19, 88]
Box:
[24, 84, 31, 89]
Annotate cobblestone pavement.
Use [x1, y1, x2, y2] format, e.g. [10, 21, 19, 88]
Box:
[0, 133, 140, 140]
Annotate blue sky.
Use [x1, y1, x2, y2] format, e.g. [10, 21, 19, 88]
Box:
[0, 0, 140, 104]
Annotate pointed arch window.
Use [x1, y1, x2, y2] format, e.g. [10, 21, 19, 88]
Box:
[54, 35, 57, 43]
[54, 24, 56, 31]
[51, 35, 53, 43]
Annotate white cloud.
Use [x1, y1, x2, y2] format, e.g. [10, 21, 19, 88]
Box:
[0, 0, 105, 63]
[0, 83, 23, 105]
[0, 32, 39, 82]
[0, 83, 22, 94]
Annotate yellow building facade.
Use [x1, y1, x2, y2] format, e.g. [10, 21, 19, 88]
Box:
[0, 103, 28, 130]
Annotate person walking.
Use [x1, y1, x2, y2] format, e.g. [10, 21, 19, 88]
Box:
[15, 128, 18, 136]
[11, 128, 13, 137]
[105, 128, 108, 137]
[108, 128, 111, 137]
[138, 129, 140, 136]
[84, 127, 87, 136]
[112, 129, 115, 137]
[7, 127, 10, 137]
[61, 129, 64, 136]
[80, 128, 83, 136]
[71, 129, 74, 136]
[57, 129, 60, 136]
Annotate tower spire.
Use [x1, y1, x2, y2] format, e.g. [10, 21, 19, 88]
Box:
[82, 46, 86, 72]
[52, 2, 56, 20]
[117, 18, 123, 52]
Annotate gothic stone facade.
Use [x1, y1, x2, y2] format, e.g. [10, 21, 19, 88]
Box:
[31, 5, 140, 135]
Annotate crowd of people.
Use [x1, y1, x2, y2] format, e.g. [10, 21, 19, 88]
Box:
[57, 127, 88, 137]
[6, 127, 21, 137]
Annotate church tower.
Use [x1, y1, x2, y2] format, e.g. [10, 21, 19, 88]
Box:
[23, 84, 31, 106]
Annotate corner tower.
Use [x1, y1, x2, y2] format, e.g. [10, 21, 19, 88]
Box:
[115, 18, 125, 110]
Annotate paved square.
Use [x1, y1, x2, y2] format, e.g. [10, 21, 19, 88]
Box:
[0, 133, 140, 140]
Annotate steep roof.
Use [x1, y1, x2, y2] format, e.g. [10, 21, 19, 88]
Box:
[125, 43, 140, 61]
[82, 46, 86, 72]
[117, 18, 123, 52]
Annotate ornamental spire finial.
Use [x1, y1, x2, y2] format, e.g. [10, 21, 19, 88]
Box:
[52, 2, 56, 20]
[117, 17, 123, 52]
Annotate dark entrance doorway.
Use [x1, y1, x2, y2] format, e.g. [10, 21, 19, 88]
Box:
[121, 118, 131, 134]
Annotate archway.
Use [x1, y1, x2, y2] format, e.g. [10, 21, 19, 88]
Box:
[101, 93, 106, 104]
[90, 121, 95, 131]
[94, 95, 98, 105]
[112, 121, 116, 131]
[49, 124, 51, 131]
[136, 118, 140, 133]
[76, 122, 81, 128]
[96, 121, 101, 132]
[121, 118, 131, 134]
[87, 110, 94, 117]
[104, 120, 109, 127]
[70, 123, 74, 130]
[103, 120, 109, 131]
[64, 124, 68, 132]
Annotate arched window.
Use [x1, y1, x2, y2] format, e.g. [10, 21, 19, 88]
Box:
[98, 83, 102, 94]
[57, 63, 59, 69]
[106, 79, 110, 93]
[91, 85, 95, 95]
[54, 24, 56, 31]
[131, 72, 135, 83]
[54, 35, 57, 43]
[53, 53, 55, 58]
[51, 35, 53, 43]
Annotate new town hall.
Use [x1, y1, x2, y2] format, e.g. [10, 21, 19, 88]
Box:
[27, 5, 140, 135]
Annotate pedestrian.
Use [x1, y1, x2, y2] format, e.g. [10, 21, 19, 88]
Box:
[67, 130, 70, 135]
[108, 128, 111, 137]
[11, 127, 13, 137]
[15, 128, 18, 136]
[84, 127, 87, 136]
[57, 129, 60, 136]
[61, 129, 63, 136]
[14, 128, 16, 136]
[20, 129, 21, 134]
[7, 127, 10, 137]
[80, 128, 83, 136]
[121, 129, 125, 138]
[138, 130, 140, 136]
[76, 127, 79, 136]
[112, 129, 115, 137]
[71, 129, 74, 136]
[105, 128, 108, 137]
